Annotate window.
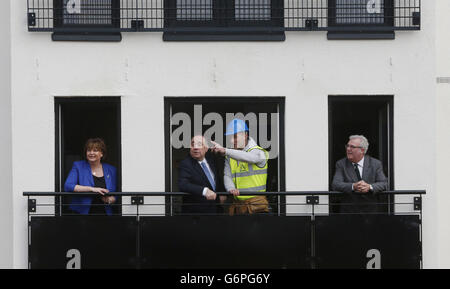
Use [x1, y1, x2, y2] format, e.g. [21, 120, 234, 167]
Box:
[164, 97, 285, 215]
[328, 0, 394, 27]
[163, 0, 284, 40]
[53, 0, 120, 29]
[328, 95, 394, 214]
[55, 97, 122, 215]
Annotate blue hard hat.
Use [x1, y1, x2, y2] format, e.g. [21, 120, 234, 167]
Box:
[225, 119, 249, 136]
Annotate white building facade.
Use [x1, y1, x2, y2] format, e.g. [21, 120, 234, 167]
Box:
[0, 0, 12, 270]
[436, 0, 450, 269]
[1, 0, 449, 268]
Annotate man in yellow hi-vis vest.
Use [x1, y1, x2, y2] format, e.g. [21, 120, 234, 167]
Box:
[211, 119, 269, 215]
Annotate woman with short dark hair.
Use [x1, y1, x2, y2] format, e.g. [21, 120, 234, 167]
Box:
[64, 138, 117, 215]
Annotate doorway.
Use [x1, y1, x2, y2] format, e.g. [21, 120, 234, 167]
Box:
[328, 95, 394, 213]
[164, 97, 285, 215]
[55, 97, 122, 215]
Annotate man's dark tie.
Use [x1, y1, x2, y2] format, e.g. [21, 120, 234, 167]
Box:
[353, 163, 362, 181]
[200, 161, 216, 191]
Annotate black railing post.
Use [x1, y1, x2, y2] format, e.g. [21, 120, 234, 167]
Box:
[310, 194, 317, 269]
[27, 196, 31, 269]
[419, 193, 423, 269]
[136, 195, 141, 269]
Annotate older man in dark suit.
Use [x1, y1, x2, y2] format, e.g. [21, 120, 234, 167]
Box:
[331, 135, 388, 213]
[178, 135, 221, 215]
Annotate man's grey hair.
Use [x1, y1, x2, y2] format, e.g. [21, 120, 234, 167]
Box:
[349, 135, 369, 153]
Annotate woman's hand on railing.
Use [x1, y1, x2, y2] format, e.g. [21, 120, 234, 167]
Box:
[91, 187, 109, 195]
[74, 185, 109, 195]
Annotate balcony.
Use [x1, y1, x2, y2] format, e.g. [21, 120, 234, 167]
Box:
[25, 190, 424, 269]
[27, 0, 421, 41]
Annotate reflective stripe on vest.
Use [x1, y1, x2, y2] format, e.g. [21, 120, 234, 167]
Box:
[229, 146, 268, 201]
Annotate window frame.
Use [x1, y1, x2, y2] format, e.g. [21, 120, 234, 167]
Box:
[163, 0, 284, 30]
[54, 96, 122, 216]
[164, 97, 286, 216]
[327, 0, 394, 29]
[328, 95, 394, 214]
[53, 0, 121, 30]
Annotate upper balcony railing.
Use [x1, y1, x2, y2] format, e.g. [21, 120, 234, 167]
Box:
[27, 0, 421, 34]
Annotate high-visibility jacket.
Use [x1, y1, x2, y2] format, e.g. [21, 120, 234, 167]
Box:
[228, 146, 269, 201]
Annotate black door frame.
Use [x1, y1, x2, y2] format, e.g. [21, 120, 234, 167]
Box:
[54, 97, 122, 215]
[328, 95, 394, 211]
[164, 97, 286, 215]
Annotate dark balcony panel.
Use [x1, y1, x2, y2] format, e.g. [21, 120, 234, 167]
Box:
[162, 31, 285, 41]
[141, 216, 311, 269]
[30, 216, 137, 269]
[315, 215, 421, 269]
[327, 31, 395, 40]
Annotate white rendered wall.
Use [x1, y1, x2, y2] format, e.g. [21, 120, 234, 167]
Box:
[0, 0, 13, 269]
[10, 1, 437, 268]
[436, 0, 450, 269]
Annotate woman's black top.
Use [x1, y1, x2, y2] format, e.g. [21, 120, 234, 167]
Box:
[89, 175, 107, 215]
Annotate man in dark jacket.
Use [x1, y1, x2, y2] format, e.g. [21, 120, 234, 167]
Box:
[331, 135, 388, 213]
[178, 135, 221, 215]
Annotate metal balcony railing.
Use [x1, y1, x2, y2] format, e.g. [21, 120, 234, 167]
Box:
[27, 0, 421, 33]
[24, 190, 425, 269]
[24, 190, 425, 216]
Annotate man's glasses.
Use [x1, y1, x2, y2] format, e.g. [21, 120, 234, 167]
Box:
[191, 141, 205, 148]
[345, 144, 362, 150]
